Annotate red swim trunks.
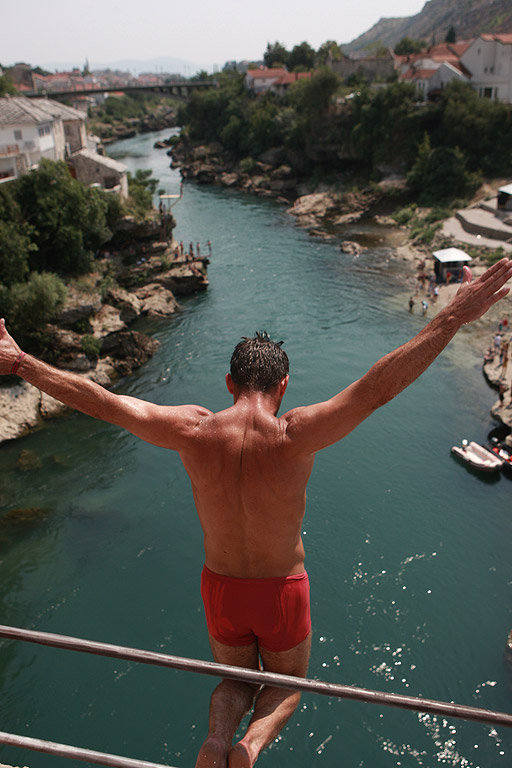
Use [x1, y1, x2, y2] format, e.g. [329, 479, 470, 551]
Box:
[201, 565, 311, 653]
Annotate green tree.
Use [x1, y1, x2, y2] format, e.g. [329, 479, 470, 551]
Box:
[7, 271, 67, 351]
[178, 71, 246, 146]
[407, 133, 480, 203]
[244, 94, 283, 155]
[126, 169, 160, 217]
[316, 41, 343, 66]
[0, 220, 37, 288]
[350, 82, 423, 168]
[0, 73, 16, 96]
[15, 159, 111, 276]
[263, 42, 290, 69]
[394, 37, 427, 55]
[445, 26, 456, 43]
[0, 186, 38, 287]
[288, 68, 340, 116]
[431, 80, 512, 175]
[288, 42, 316, 72]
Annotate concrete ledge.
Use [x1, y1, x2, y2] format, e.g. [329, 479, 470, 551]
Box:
[456, 208, 512, 242]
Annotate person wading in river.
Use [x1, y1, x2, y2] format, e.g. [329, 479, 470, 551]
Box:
[1, 258, 511, 768]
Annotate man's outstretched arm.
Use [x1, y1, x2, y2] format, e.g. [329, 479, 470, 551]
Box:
[0, 319, 209, 450]
[284, 257, 512, 453]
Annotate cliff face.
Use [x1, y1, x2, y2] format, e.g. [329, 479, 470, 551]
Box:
[344, 0, 512, 52]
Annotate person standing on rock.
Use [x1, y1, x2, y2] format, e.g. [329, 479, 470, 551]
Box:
[1, 258, 511, 768]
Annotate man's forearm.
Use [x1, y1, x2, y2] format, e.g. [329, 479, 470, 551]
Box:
[363, 258, 512, 408]
[16, 354, 118, 422]
[363, 304, 460, 408]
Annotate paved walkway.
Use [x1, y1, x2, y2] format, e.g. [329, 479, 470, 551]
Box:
[441, 215, 512, 252]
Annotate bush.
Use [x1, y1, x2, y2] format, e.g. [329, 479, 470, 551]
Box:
[239, 157, 256, 174]
[7, 272, 67, 352]
[126, 169, 160, 219]
[407, 134, 481, 204]
[392, 204, 417, 225]
[80, 334, 101, 359]
[15, 159, 112, 276]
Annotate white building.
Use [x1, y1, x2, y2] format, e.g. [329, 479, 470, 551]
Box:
[0, 97, 65, 181]
[0, 96, 126, 196]
[400, 61, 469, 100]
[460, 34, 512, 102]
[244, 68, 288, 94]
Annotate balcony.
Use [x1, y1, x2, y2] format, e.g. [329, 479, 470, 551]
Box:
[0, 143, 20, 157]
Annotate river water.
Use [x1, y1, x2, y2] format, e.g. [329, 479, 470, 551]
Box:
[0, 129, 510, 768]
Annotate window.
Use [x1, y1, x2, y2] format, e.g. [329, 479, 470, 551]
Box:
[483, 87, 492, 98]
[14, 129, 22, 141]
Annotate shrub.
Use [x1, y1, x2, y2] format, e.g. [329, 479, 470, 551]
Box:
[392, 204, 417, 225]
[15, 159, 112, 276]
[239, 157, 256, 174]
[407, 134, 481, 204]
[80, 334, 101, 359]
[7, 271, 67, 352]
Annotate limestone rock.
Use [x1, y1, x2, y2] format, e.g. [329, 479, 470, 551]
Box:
[287, 192, 338, 220]
[259, 147, 285, 167]
[340, 240, 363, 255]
[106, 286, 143, 323]
[334, 212, 362, 226]
[0, 381, 70, 442]
[54, 295, 102, 328]
[100, 330, 160, 376]
[90, 304, 127, 336]
[196, 167, 217, 184]
[220, 172, 239, 187]
[158, 264, 209, 295]
[133, 283, 179, 317]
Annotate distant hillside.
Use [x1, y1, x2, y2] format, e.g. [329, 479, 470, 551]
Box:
[343, 0, 512, 53]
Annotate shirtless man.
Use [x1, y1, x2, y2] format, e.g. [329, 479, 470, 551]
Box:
[1, 258, 511, 768]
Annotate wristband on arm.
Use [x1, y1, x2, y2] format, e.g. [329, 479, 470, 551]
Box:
[11, 351, 26, 375]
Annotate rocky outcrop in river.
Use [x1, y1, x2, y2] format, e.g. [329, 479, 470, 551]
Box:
[0, 214, 209, 443]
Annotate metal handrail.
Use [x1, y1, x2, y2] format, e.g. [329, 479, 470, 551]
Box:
[1, 625, 511, 730]
[0, 731, 177, 768]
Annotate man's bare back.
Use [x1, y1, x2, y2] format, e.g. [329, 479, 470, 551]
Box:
[180, 389, 314, 578]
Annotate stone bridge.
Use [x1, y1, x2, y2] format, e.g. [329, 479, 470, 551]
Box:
[25, 81, 216, 100]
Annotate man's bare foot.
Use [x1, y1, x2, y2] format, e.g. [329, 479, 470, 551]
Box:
[195, 735, 229, 768]
[228, 742, 253, 768]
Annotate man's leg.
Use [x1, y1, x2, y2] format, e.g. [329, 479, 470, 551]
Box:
[229, 631, 312, 768]
[195, 634, 260, 768]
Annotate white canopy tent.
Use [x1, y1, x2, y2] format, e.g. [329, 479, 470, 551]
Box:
[432, 247, 471, 282]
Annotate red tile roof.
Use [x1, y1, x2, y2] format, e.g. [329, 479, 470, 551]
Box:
[275, 72, 312, 85]
[480, 33, 512, 44]
[401, 68, 437, 81]
[246, 68, 288, 80]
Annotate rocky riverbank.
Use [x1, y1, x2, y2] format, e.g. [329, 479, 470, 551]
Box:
[91, 105, 178, 145]
[163, 134, 512, 434]
[0, 213, 208, 443]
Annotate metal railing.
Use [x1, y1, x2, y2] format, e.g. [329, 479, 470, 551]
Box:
[0, 624, 511, 768]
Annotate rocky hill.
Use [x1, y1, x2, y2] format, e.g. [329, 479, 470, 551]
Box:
[344, 0, 512, 53]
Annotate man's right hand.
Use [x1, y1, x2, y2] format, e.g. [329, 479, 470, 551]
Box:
[0, 319, 22, 375]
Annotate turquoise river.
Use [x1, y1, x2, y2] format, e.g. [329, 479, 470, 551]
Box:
[0, 129, 510, 768]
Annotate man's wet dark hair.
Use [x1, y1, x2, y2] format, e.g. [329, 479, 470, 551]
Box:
[230, 331, 289, 393]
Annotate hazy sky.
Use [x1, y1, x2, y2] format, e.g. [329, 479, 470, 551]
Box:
[3, 0, 427, 72]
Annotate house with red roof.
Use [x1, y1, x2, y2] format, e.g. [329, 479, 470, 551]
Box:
[397, 35, 512, 103]
[460, 34, 512, 102]
[244, 67, 312, 95]
[400, 61, 470, 99]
